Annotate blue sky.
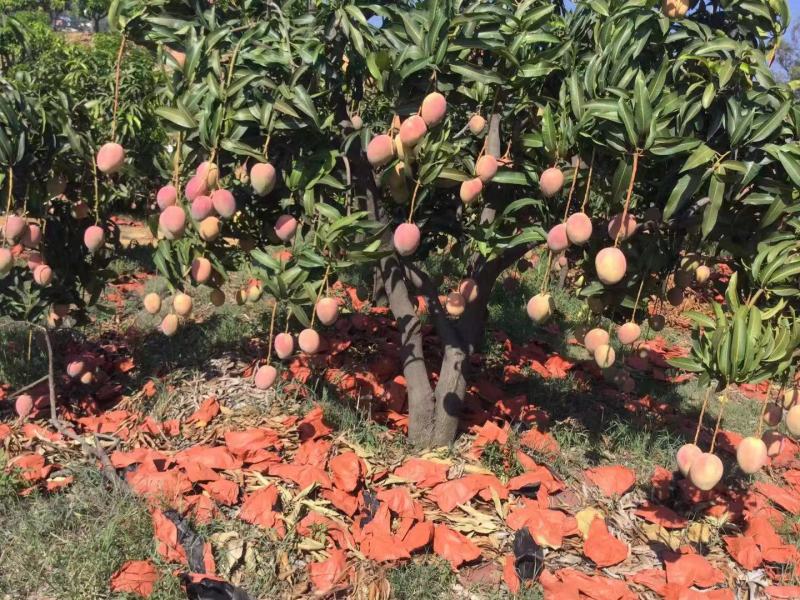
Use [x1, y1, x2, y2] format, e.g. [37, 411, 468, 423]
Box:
[791, 0, 800, 26]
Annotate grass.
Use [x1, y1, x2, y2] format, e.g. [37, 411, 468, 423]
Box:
[674, 379, 763, 440]
[0, 462, 183, 599]
[194, 517, 290, 598]
[387, 559, 543, 600]
[317, 389, 411, 462]
[388, 560, 456, 600]
[128, 297, 268, 382]
[0, 323, 48, 389]
[776, 515, 800, 585]
[481, 437, 525, 481]
[0, 453, 26, 501]
[485, 248, 588, 347]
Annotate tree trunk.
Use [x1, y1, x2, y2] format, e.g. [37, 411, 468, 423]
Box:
[382, 255, 436, 446]
[432, 343, 468, 446]
[348, 100, 530, 447]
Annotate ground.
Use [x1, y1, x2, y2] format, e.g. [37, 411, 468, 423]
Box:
[1, 232, 799, 600]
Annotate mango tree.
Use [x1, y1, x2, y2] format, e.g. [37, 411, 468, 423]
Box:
[109, 0, 799, 449]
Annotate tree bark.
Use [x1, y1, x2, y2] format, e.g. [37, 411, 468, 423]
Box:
[382, 255, 436, 446]
[432, 344, 468, 445]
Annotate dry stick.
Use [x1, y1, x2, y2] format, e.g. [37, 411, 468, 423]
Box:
[284, 305, 292, 333]
[91, 159, 101, 225]
[265, 300, 279, 364]
[709, 394, 727, 453]
[630, 277, 646, 322]
[37, 325, 122, 485]
[562, 160, 581, 221]
[407, 179, 423, 223]
[614, 150, 641, 248]
[22, 181, 29, 215]
[693, 387, 712, 445]
[111, 33, 127, 143]
[540, 250, 554, 295]
[747, 288, 765, 308]
[309, 263, 331, 328]
[499, 139, 513, 163]
[171, 133, 183, 193]
[580, 149, 595, 213]
[8, 374, 49, 399]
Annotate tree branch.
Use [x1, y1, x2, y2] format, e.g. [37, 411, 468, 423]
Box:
[7, 374, 49, 399]
[402, 260, 462, 349]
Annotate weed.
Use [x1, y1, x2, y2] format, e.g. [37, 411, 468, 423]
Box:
[195, 518, 289, 598]
[481, 437, 524, 482]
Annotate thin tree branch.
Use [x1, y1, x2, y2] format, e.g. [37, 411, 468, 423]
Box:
[7, 374, 49, 399]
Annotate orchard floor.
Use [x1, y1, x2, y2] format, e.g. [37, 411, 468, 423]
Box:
[1, 245, 799, 600]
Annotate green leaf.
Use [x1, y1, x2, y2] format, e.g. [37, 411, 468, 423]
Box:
[449, 61, 503, 85]
[702, 169, 725, 238]
[667, 357, 705, 373]
[220, 139, 266, 161]
[492, 171, 534, 186]
[155, 106, 197, 129]
[541, 105, 556, 158]
[749, 101, 790, 143]
[617, 100, 637, 147]
[681, 143, 715, 173]
[771, 147, 800, 187]
[291, 85, 319, 127]
[569, 72, 583, 119]
[633, 71, 652, 138]
[508, 227, 545, 248]
[725, 271, 740, 311]
[701, 83, 716, 109]
[684, 311, 717, 329]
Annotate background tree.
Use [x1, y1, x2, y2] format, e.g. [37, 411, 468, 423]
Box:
[776, 20, 800, 84]
[0, 0, 68, 27]
[78, 0, 111, 31]
[1, 4, 164, 324]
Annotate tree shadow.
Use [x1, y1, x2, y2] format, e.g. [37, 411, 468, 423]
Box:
[123, 312, 263, 391]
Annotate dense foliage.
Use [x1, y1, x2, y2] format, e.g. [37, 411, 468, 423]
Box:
[101, 0, 800, 447]
[1, 10, 163, 320]
[2, 1, 799, 454]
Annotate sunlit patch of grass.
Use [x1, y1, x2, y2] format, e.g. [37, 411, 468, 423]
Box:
[129, 305, 265, 381]
[194, 517, 291, 598]
[388, 556, 543, 600]
[317, 389, 410, 462]
[108, 255, 143, 280]
[387, 559, 456, 600]
[0, 467, 183, 599]
[602, 416, 683, 479]
[477, 582, 544, 600]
